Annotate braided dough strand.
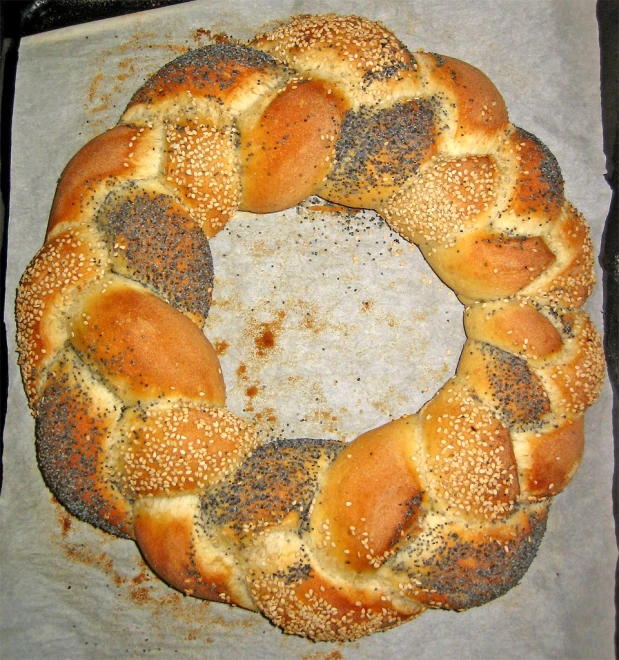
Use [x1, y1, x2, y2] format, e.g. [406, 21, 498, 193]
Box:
[15, 14, 604, 642]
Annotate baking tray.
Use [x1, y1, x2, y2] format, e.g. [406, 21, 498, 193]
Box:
[1, 0, 617, 654]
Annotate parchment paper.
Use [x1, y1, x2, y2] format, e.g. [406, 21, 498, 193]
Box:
[1, 1, 615, 658]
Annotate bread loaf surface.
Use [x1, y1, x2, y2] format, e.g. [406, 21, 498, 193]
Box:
[15, 14, 605, 642]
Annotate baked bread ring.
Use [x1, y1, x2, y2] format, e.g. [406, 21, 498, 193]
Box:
[15, 14, 605, 642]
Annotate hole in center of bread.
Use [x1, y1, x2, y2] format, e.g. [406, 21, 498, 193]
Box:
[203, 200, 464, 443]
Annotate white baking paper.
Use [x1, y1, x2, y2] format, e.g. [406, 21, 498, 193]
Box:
[1, 1, 615, 658]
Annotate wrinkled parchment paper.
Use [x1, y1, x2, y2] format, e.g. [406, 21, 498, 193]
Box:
[2, 1, 615, 657]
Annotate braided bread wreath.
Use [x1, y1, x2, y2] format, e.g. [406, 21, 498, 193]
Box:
[15, 13, 606, 643]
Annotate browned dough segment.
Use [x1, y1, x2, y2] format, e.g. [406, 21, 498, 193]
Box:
[36, 350, 132, 537]
[311, 417, 425, 572]
[70, 281, 225, 406]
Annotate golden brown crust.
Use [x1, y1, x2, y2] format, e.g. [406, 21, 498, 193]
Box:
[499, 127, 565, 224]
[382, 154, 500, 245]
[16, 226, 109, 409]
[535, 309, 605, 419]
[239, 79, 345, 212]
[250, 562, 422, 642]
[16, 13, 603, 643]
[464, 300, 564, 360]
[310, 417, 425, 572]
[457, 340, 551, 430]
[422, 229, 556, 302]
[163, 119, 241, 237]
[517, 416, 585, 499]
[116, 404, 258, 498]
[47, 125, 162, 238]
[526, 203, 596, 307]
[133, 496, 252, 606]
[425, 54, 509, 139]
[70, 280, 225, 406]
[249, 14, 421, 107]
[420, 378, 520, 521]
[246, 530, 424, 642]
[123, 44, 290, 121]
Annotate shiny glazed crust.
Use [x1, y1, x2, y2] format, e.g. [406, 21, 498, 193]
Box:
[15, 14, 605, 642]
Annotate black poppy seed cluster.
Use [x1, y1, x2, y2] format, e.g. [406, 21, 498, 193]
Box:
[479, 342, 551, 429]
[391, 508, 548, 610]
[98, 190, 215, 319]
[512, 127, 564, 215]
[326, 100, 437, 204]
[129, 44, 283, 106]
[201, 438, 341, 538]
